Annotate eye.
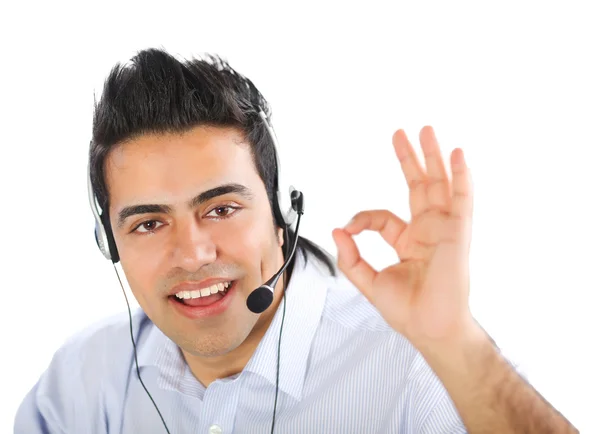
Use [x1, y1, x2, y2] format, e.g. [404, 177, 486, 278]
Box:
[133, 220, 164, 234]
[206, 205, 239, 219]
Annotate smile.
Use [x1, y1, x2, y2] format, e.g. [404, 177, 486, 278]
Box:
[169, 280, 237, 319]
[174, 281, 232, 300]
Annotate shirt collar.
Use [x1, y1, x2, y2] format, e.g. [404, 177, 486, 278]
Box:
[243, 250, 330, 401]
[136, 250, 332, 401]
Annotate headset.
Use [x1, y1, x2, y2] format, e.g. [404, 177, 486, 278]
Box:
[87, 109, 304, 434]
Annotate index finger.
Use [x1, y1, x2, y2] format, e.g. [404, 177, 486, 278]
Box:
[344, 209, 408, 258]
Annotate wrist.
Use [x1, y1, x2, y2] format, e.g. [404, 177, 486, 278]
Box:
[413, 316, 491, 377]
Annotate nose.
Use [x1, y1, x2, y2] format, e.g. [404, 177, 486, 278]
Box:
[170, 218, 217, 273]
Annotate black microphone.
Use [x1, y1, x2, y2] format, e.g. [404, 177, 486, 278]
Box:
[246, 191, 303, 314]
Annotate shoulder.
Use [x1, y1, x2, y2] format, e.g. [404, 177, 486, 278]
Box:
[55, 308, 146, 373]
[299, 251, 411, 356]
[14, 309, 147, 433]
[311, 261, 467, 430]
[310, 258, 423, 375]
[299, 253, 502, 433]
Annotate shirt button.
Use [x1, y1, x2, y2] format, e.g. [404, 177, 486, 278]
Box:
[209, 424, 223, 434]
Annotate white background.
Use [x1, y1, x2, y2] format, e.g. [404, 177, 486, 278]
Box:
[1, 1, 599, 432]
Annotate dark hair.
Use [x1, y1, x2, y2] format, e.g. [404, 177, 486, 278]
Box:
[89, 47, 336, 280]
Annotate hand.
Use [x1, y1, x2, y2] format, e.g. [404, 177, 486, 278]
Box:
[332, 126, 475, 346]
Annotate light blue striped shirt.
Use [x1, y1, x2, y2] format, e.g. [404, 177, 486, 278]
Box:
[15, 252, 467, 433]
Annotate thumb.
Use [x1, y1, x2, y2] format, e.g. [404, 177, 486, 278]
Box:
[332, 228, 377, 302]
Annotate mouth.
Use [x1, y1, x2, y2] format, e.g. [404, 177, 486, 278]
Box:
[171, 281, 232, 305]
[168, 280, 237, 319]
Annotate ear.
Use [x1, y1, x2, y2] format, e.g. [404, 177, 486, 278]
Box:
[277, 227, 284, 247]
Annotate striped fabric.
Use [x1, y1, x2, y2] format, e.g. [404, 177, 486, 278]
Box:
[15, 252, 467, 433]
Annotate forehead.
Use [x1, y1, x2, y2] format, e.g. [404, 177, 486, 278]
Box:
[105, 126, 258, 206]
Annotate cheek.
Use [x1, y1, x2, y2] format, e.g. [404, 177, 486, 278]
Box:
[119, 252, 161, 299]
[215, 217, 279, 265]
[218, 226, 259, 257]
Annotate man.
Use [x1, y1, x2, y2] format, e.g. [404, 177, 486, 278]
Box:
[15, 48, 578, 433]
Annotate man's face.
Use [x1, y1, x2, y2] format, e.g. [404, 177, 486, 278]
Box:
[105, 126, 284, 358]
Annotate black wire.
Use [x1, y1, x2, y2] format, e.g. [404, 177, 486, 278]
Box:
[270, 279, 287, 434]
[270, 215, 300, 434]
[114, 264, 172, 434]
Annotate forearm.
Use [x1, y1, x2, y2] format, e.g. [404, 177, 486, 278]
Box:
[417, 321, 578, 433]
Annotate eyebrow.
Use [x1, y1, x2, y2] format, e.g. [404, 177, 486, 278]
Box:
[116, 183, 254, 229]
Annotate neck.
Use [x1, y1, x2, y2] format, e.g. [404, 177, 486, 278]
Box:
[182, 271, 287, 387]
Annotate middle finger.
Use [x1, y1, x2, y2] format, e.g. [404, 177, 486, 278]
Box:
[393, 129, 428, 217]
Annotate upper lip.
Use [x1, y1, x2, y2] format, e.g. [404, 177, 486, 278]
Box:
[169, 278, 234, 296]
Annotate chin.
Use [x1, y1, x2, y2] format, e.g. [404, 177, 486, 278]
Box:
[175, 317, 257, 358]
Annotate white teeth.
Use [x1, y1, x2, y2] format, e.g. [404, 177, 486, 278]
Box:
[175, 281, 232, 299]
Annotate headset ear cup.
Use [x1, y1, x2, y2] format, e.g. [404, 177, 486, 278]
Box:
[290, 190, 303, 214]
[100, 211, 120, 263]
[94, 225, 101, 250]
